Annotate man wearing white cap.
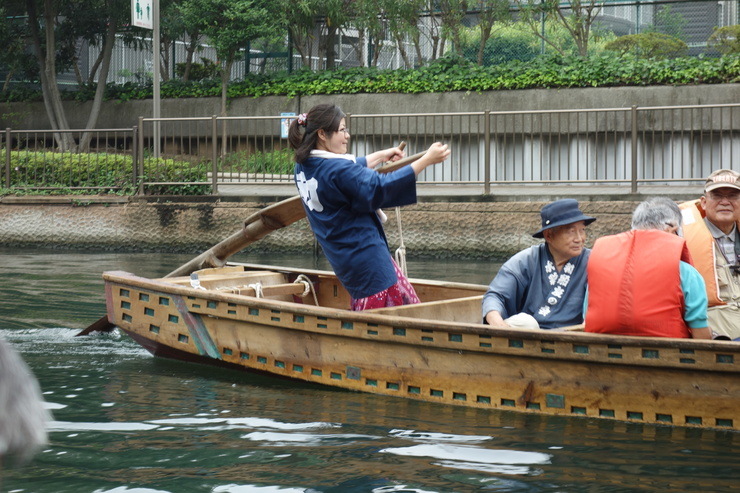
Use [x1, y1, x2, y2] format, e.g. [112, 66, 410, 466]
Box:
[680, 169, 740, 339]
[482, 199, 595, 330]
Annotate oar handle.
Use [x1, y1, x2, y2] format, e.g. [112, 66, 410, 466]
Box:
[377, 150, 427, 174]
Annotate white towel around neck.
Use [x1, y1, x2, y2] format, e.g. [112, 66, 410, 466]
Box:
[309, 149, 356, 162]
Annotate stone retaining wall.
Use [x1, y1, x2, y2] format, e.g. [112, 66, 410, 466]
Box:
[3, 84, 739, 130]
[0, 197, 638, 259]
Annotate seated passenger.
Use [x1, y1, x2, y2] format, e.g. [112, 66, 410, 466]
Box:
[482, 199, 595, 329]
[584, 197, 711, 339]
[679, 169, 740, 339]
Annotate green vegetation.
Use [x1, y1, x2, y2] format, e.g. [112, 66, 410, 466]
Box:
[604, 32, 688, 59]
[708, 26, 740, 55]
[0, 147, 299, 197]
[0, 149, 211, 196]
[3, 52, 739, 105]
[221, 148, 295, 176]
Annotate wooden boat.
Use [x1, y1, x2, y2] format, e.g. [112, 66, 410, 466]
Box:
[103, 261, 740, 431]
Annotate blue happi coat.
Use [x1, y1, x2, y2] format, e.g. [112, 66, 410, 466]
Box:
[481, 244, 590, 329]
[295, 153, 417, 300]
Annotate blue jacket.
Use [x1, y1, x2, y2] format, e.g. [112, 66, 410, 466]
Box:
[481, 244, 590, 329]
[295, 155, 417, 299]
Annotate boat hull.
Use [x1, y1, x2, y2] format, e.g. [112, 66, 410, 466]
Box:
[104, 264, 740, 430]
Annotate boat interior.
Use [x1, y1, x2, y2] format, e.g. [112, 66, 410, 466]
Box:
[159, 263, 486, 324]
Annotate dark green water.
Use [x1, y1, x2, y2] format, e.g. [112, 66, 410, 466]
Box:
[2, 247, 740, 492]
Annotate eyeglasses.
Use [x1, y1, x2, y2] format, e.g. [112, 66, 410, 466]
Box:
[338, 128, 350, 135]
[708, 191, 740, 202]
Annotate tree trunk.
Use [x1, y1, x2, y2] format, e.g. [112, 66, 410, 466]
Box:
[393, 33, 412, 68]
[357, 28, 366, 68]
[220, 55, 235, 158]
[324, 24, 337, 70]
[79, 18, 117, 153]
[160, 37, 171, 82]
[412, 31, 424, 67]
[287, 26, 310, 68]
[26, 0, 75, 151]
[477, 21, 494, 65]
[87, 47, 105, 85]
[182, 35, 200, 81]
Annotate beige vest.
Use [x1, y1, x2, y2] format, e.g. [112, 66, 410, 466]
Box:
[708, 243, 740, 339]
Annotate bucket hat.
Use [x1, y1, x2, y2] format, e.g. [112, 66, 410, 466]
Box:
[704, 169, 740, 193]
[532, 199, 596, 238]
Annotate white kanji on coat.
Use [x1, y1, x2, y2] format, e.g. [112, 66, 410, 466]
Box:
[296, 171, 323, 212]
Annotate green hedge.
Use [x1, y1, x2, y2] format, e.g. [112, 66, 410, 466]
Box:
[220, 148, 294, 175]
[0, 148, 297, 196]
[0, 149, 211, 196]
[2, 53, 740, 104]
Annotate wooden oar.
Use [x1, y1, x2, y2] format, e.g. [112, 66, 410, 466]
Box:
[76, 147, 426, 336]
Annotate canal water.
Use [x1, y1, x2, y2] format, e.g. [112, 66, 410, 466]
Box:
[1, 247, 740, 492]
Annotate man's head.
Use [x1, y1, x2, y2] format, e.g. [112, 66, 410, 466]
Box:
[700, 169, 740, 234]
[532, 199, 595, 261]
[632, 197, 682, 235]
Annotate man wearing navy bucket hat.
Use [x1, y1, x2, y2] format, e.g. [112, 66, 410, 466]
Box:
[482, 199, 596, 329]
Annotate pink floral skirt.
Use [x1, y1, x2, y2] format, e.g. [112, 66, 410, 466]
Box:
[350, 258, 420, 311]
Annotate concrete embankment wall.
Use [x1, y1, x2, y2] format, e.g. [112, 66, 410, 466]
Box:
[0, 195, 647, 259]
[2, 84, 739, 130]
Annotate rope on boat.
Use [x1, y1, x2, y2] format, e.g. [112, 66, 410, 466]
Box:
[294, 275, 319, 305]
[394, 206, 408, 277]
[247, 282, 263, 298]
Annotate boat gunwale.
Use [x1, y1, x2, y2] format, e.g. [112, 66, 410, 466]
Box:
[102, 267, 740, 355]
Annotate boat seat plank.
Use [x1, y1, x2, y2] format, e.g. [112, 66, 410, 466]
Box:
[215, 282, 307, 298]
[163, 271, 289, 289]
[369, 295, 484, 323]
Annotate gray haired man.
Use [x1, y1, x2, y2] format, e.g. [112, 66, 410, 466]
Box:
[584, 197, 711, 340]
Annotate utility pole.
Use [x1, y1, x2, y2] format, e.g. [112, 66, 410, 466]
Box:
[153, 0, 160, 158]
[132, 0, 160, 158]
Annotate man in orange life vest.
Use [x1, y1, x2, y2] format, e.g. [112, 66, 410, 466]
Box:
[584, 197, 711, 339]
[680, 169, 740, 340]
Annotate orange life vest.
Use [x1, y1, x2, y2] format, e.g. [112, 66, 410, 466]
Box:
[678, 199, 740, 306]
[585, 230, 691, 338]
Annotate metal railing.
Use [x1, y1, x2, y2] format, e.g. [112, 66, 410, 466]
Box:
[3, 127, 138, 192]
[4, 103, 739, 195]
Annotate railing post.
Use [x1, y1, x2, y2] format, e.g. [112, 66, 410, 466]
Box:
[212, 115, 218, 195]
[5, 128, 11, 188]
[631, 105, 638, 194]
[138, 117, 144, 195]
[131, 125, 138, 194]
[484, 111, 490, 195]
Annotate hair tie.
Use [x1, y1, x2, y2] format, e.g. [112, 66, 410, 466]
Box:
[297, 113, 307, 127]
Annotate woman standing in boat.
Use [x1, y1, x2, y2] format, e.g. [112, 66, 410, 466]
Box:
[288, 103, 450, 310]
[482, 199, 596, 329]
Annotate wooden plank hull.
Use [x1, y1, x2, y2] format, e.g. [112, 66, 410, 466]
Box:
[103, 264, 740, 431]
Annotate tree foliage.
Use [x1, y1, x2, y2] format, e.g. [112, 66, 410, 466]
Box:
[176, 0, 282, 117]
[604, 32, 688, 59]
[708, 25, 740, 55]
[513, 0, 604, 57]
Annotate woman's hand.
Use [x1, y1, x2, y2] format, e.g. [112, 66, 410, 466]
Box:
[366, 146, 406, 169]
[411, 142, 450, 175]
[385, 146, 405, 163]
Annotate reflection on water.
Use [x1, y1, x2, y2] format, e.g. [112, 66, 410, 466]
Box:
[2, 248, 740, 492]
